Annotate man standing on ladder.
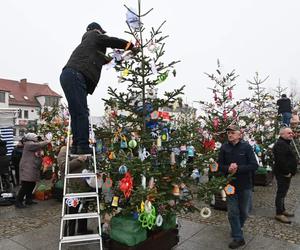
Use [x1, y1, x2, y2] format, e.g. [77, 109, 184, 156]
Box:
[276, 94, 292, 126]
[60, 22, 138, 155]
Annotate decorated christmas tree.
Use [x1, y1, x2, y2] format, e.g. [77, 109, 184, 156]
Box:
[195, 61, 243, 208]
[92, 3, 226, 241]
[246, 73, 278, 171]
[37, 105, 68, 180]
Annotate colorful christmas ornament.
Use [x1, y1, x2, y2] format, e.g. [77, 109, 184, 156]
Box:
[209, 162, 219, 172]
[173, 184, 180, 196]
[111, 196, 119, 208]
[200, 207, 212, 218]
[120, 136, 128, 149]
[66, 198, 79, 208]
[128, 139, 137, 149]
[119, 172, 133, 198]
[126, 8, 142, 30]
[156, 136, 162, 148]
[102, 177, 113, 191]
[156, 214, 163, 227]
[119, 165, 128, 174]
[224, 184, 235, 195]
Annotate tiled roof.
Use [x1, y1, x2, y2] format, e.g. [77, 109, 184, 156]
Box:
[0, 78, 61, 107]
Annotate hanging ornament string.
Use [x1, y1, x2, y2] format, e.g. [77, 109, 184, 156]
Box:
[119, 172, 133, 198]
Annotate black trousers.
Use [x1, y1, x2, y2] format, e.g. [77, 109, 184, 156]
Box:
[16, 181, 36, 203]
[275, 175, 291, 215]
[64, 205, 88, 236]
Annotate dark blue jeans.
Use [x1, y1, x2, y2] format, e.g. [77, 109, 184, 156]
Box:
[60, 67, 89, 149]
[275, 175, 291, 215]
[282, 112, 292, 126]
[227, 189, 252, 241]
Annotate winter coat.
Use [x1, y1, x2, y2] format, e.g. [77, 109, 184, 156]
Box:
[19, 140, 48, 182]
[277, 97, 292, 114]
[272, 137, 297, 176]
[0, 139, 9, 174]
[11, 144, 23, 168]
[64, 30, 133, 94]
[57, 146, 90, 193]
[218, 140, 258, 191]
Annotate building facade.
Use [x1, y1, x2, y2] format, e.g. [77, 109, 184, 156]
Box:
[0, 78, 61, 139]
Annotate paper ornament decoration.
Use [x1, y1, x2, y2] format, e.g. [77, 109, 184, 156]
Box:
[126, 8, 142, 30]
[119, 165, 128, 174]
[119, 172, 133, 198]
[173, 184, 180, 196]
[111, 196, 119, 207]
[224, 184, 235, 195]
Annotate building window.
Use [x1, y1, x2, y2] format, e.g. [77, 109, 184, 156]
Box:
[0, 92, 5, 103]
[45, 96, 59, 106]
[18, 110, 22, 118]
[24, 110, 29, 119]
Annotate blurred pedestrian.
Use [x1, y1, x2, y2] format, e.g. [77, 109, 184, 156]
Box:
[276, 94, 292, 126]
[11, 139, 24, 186]
[15, 133, 50, 208]
[0, 139, 10, 191]
[273, 127, 297, 223]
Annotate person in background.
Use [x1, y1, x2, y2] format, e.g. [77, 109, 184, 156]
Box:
[60, 22, 139, 155]
[15, 133, 50, 208]
[218, 125, 258, 249]
[276, 94, 292, 126]
[290, 109, 299, 128]
[11, 138, 24, 186]
[57, 146, 93, 236]
[0, 139, 10, 191]
[272, 127, 297, 224]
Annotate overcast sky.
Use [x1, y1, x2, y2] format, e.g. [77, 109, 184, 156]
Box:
[0, 0, 299, 115]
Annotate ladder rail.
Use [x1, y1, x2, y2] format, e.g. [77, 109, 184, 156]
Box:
[59, 115, 103, 250]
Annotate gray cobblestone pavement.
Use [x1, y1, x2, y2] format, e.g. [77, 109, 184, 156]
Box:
[0, 173, 299, 249]
[180, 172, 300, 245]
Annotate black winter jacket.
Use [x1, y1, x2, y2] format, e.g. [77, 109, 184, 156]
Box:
[277, 97, 292, 114]
[64, 30, 133, 94]
[218, 140, 258, 191]
[272, 137, 297, 176]
[0, 139, 9, 174]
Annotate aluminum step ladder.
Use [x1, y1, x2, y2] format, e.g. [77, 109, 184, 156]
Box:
[59, 118, 102, 250]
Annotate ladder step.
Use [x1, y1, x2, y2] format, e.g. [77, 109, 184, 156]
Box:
[66, 173, 97, 179]
[63, 212, 99, 220]
[69, 153, 92, 157]
[64, 192, 98, 199]
[61, 234, 101, 244]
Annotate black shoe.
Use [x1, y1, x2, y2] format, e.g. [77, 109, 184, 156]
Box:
[77, 229, 93, 235]
[76, 146, 93, 155]
[25, 200, 38, 205]
[15, 201, 26, 209]
[229, 239, 245, 249]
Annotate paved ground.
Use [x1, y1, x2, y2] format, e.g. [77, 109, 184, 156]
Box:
[0, 173, 300, 249]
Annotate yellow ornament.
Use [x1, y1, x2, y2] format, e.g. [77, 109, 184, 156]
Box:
[122, 68, 129, 77]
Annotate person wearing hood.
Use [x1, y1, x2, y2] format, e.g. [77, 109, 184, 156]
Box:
[60, 22, 139, 155]
[15, 133, 50, 208]
[276, 94, 292, 126]
[272, 127, 297, 224]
